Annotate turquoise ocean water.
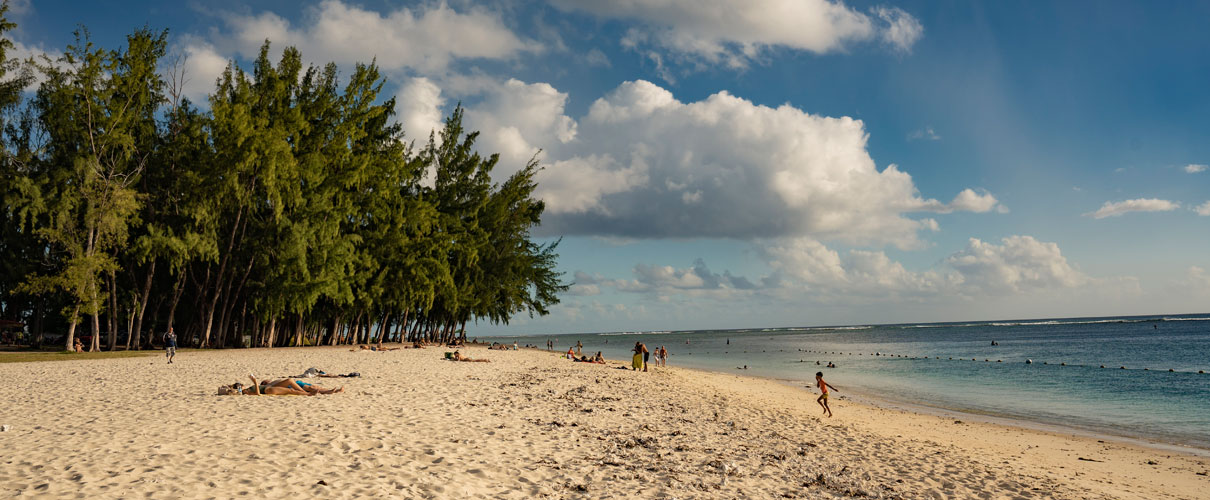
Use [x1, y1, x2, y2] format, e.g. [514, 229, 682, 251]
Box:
[481, 314, 1210, 449]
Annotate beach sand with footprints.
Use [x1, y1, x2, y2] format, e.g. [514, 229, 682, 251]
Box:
[1, 346, 1207, 499]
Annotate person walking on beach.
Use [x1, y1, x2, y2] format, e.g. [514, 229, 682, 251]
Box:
[659, 346, 668, 367]
[164, 327, 178, 364]
[815, 371, 838, 417]
[575, 340, 583, 356]
[632, 341, 649, 371]
[638, 342, 651, 372]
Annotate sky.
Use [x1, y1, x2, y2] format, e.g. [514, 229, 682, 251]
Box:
[9, 0, 1210, 334]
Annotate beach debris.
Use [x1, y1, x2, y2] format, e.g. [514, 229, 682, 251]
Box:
[1077, 457, 1103, 462]
[316, 480, 328, 486]
[953, 420, 964, 425]
[0, 424, 9, 432]
[1147, 460, 1159, 465]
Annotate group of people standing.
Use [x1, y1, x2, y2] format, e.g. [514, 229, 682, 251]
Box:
[549, 338, 670, 372]
[630, 342, 668, 372]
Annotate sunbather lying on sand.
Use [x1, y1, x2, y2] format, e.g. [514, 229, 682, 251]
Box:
[447, 350, 490, 362]
[218, 375, 344, 395]
[355, 344, 399, 351]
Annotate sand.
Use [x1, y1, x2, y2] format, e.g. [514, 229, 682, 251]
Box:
[1, 346, 1206, 499]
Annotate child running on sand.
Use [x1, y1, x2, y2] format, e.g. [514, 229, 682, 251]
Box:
[815, 371, 838, 417]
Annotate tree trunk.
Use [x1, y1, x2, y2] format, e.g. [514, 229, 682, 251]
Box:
[265, 317, 276, 348]
[396, 309, 409, 344]
[375, 313, 389, 349]
[107, 271, 119, 351]
[65, 304, 80, 351]
[33, 299, 44, 347]
[293, 315, 304, 347]
[124, 302, 136, 350]
[130, 257, 156, 351]
[88, 279, 101, 352]
[165, 273, 185, 333]
[201, 209, 244, 348]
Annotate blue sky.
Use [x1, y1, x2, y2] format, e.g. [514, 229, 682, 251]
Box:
[10, 0, 1210, 334]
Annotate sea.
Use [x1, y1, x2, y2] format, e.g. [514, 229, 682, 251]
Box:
[480, 313, 1210, 450]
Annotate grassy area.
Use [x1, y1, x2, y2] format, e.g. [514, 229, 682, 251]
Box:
[0, 350, 157, 363]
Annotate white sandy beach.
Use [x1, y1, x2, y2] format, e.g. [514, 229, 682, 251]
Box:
[1, 346, 1206, 499]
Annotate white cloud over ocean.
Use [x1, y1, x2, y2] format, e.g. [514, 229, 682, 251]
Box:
[451, 79, 999, 248]
[1085, 198, 1180, 219]
[570, 235, 1098, 307]
[1194, 201, 1210, 216]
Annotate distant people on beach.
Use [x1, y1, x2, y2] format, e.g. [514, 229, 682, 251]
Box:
[815, 371, 838, 417]
[594, 351, 605, 363]
[575, 341, 583, 356]
[73, 338, 83, 353]
[567, 346, 576, 359]
[634, 342, 650, 372]
[448, 350, 490, 363]
[632, 342, 650, 371]
[357, 344, 399, 351]
[164, 327, 177, 364]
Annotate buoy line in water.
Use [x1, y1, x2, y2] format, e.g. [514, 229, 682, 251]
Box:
[790, 349, 1207, 374]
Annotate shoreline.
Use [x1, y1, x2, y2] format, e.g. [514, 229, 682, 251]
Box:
[2, 345, 1206, 498]
[551, 345, 1210, 457]
[759, 375, 1210, 458]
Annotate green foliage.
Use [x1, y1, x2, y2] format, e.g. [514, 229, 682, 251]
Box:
[0, 16, 567, 349]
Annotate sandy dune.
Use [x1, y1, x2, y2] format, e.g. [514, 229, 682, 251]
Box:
[1, 346, 1206, 499]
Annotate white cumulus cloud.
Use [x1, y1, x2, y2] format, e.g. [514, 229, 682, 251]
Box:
[1194, 201, 1210, 216]
[601, 235, 1090, 301]
[550, 0, 920, 69]
[944, 236, 1087, 293]
[947, 188, 1007, 213]
[174, 39, 230, 103]
[1185, 164, 1207, 173]
[1085, 198, 1180, 219]
[873, 6, 924, 53]
[396, 77, 446, 142]
[211, 0, 538, 73]
[464, 78, 577, 169]
[495, 79, 996, 247]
